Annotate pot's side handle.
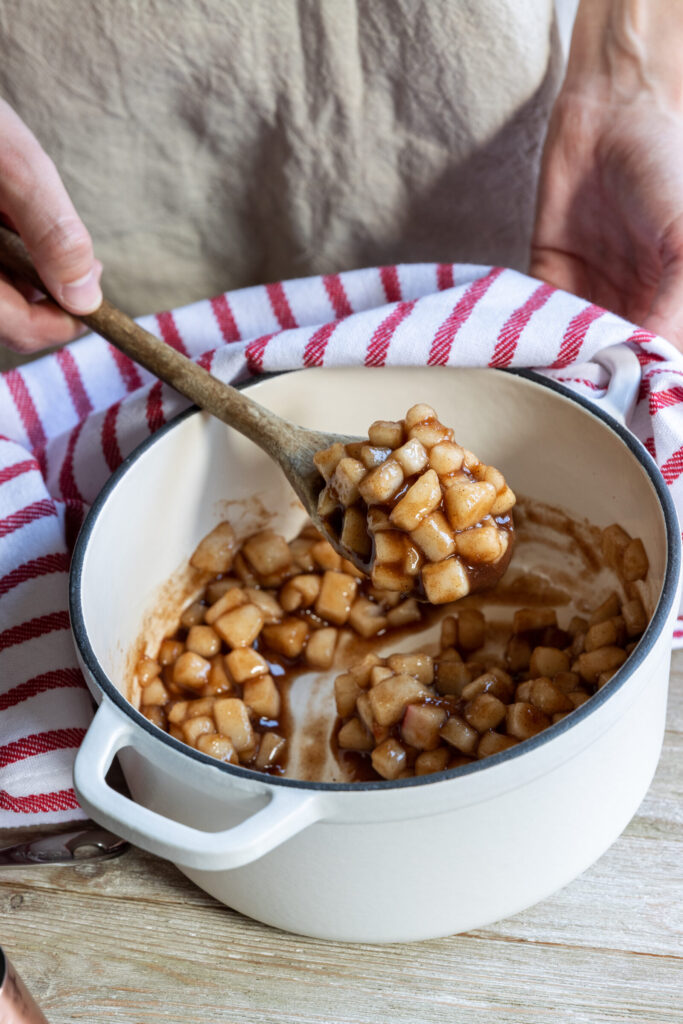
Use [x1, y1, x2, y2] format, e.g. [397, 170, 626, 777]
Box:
[592, 342, 642, 426]
[73, 700, 323, 871]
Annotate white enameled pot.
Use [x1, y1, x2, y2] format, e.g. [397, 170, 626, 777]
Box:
[70, 364, 680, 943]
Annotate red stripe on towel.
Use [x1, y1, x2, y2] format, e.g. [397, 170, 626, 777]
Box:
[210, 295, 241, 343]
[380, 266, 402, 303]
[0, 458, 40, 488]
[323, 274, 353, 319]
[303, 321, 340, 367]
[266, 283, 297, 330]
[4, 370, 48, 474]
[0, 787, 82, 814]
[108, 344, 144, 392]
[0, 729, 87, 768]
[245, 333, 277, 373]
[0, 668, 86, 711]
[660, 444, 683, 485]
[427, 267, 504, 366]
[489, 282, 554, 367]
[56, 349, 93, 418]
[365, 301, 416, 367]
[649, 385, 683, 415]
[551, 305, 604, 367]
[58, 421, 86, 502]
[0, 552, 69, 597]
[101, 401, 123, 471]
[146, 381, 165, 434]
[0, 610, 70, 652]
[156, 311, 189, 354]
[436, 264, 455, 291]
[0, 499, 56, 539]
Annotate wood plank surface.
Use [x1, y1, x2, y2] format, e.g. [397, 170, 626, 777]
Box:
[2, 655, 681, 1024]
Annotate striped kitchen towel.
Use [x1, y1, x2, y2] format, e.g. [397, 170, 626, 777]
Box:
[0, 262, 681, 826]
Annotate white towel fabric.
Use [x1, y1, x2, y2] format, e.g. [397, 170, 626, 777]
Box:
[0, 261, 680, 827]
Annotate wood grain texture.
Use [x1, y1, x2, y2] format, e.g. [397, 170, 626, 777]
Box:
[2, 655, 681, 1024]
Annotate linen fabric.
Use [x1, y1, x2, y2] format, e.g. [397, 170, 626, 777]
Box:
[0, 0, 561, 318]
[0, 260, 681, 827]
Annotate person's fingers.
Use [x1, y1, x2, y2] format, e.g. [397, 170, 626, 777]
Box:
[0, 100, 102, 315]
[529, 246, 591, 300]
[0, 275, 85, 352]
[642, 256, 683, 351]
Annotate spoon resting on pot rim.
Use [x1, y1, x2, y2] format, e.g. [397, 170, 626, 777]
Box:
[0, 225, 515, 602]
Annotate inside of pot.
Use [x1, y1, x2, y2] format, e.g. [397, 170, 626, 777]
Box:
[76, 367, 671, 781]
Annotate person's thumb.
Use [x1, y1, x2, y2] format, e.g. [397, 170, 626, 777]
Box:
[643, 256, 683, 353]
[0, 101, 102, 315]
[28, 213, 102, 315]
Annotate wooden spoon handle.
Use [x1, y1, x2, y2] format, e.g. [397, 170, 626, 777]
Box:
[0, 224, 290, 455]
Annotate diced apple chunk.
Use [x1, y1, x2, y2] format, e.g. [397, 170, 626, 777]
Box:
[315, 571, 358, 625]
[242, 530, 292, 576]
[387, 652, 434, 684]
[358, 459, 404, 505]
[477, 732, 518, 758]
[368, 419, 404, 448]
[338, 717, 374, 751]
[173, 651, 212, 689]
[305, 627, 338, 669]
[330, 457, 367, 507]
[410, 511, 456, 562]
[528, 646, 570, 677]
[371, 738, 408, 780]
[392, 438, 429, 476]
[186, 625, 221, 658]
[368, 673, 431, 726]
[196, 732, 239, 763]
[455, 525, 507, 564]
[340, 506, 372, 559]
[280, 574, 321, 612]
[440, 714, 479, 755]
[444, 479, 497, 530]
[348, 596, 388, 638]
[429, 439, 465, 477]
[213, 604, 264, 649]
[334, 673, 362, 717]
[422, 557, 470, 604]
[261, 618, 310, 658]
[182, 716, 214, 746]
[313, 441, 346, 482]
[463, 693, 506, 732]
[243, 675, 280, 719]
[457, 609, 486, 651]
[390, 469, 441, 532]
[204, 587, 247, 625]
[401, 703, 447, 750]
[255, 732, 286, 769]
[141, 678, 169, 706]
[213, 697, 255, 752]
[505, 702, 551, 740]
[190, 521, 238, 574]
[225, 647, 269, 683]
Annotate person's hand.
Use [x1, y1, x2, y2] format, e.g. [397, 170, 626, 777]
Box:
[531, 92, 683, 350]
[0, 99, 102, 352]
[530, 0, 683, 352]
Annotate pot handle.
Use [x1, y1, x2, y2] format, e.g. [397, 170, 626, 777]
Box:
[73, 700, 323, 871]
[592, 342, 642, 426]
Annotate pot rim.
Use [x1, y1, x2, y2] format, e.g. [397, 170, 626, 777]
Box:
[69, 366, 681, 792]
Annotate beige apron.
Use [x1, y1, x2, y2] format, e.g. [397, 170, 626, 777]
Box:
[0, 0, 561, 317]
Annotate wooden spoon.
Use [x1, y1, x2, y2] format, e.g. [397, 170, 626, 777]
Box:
[0, 225, 361, 561]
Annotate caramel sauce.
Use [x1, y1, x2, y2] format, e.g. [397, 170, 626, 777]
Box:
[142, 494, 640, 784]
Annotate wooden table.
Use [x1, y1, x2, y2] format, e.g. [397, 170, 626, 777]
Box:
[2, 657, 681, 1024]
